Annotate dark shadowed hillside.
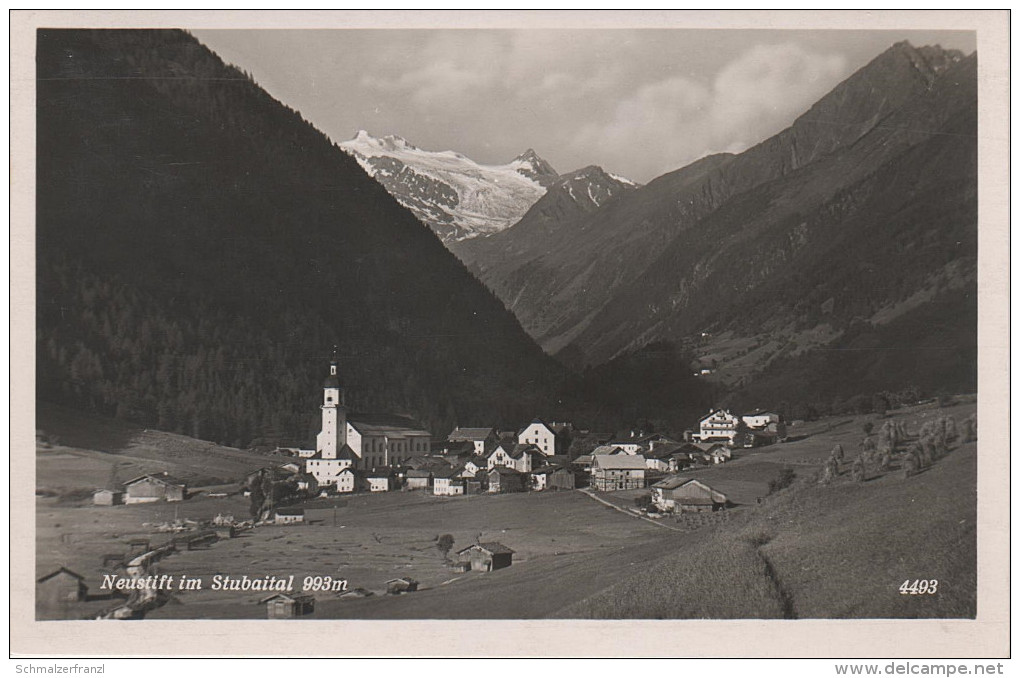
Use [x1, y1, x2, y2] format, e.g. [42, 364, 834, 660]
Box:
[457, 42, 977, 408]
[36, 29, 572, 446]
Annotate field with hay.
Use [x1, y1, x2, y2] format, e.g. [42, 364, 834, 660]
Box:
[36, 399, 976, 620]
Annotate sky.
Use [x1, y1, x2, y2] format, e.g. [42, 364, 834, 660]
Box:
[192, 29, 976, 183]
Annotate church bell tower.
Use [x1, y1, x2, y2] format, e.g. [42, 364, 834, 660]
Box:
[316, 347, 347, 459]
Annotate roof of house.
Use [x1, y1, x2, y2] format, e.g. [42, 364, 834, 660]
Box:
[432, 465, 465, 479]
[406, 468, 433, 478]
[490, 443, 540, 460]
[365, 467, 395, 479]
[592, 454, 647, 470]
[700, 409, 737, 423]
[489, 466, 523, 477]
[530, 464, 564, 475]
[652, 475, 689, 490]
[348, 414, 431, 438]
[275, 507, 305, 516]
[447, 427, 494, 442]
[458, 542, 515, 556]
[385, 577, 419, 585]
[123, 472, 187, 488]
[259, 592, 314, 604]
[37, 566, 85, 583]
[591, 445, 623, 456]
[572, 455, 593, 464]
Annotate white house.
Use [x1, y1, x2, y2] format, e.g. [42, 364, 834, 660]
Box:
[432, 467, 466, 496]
[741, 410, 781, 429]
[331, 468, 356, 494]
[486, 443, 541, 473]
[517, 419, 572, 456]
[698, 409, 741, 443]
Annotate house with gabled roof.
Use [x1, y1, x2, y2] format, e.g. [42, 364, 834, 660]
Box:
[697, 409, 742, 443]
[432, 465, 467, 496]
[590, 454, 646, 491]
[486, 442, 543, 473]
[652, 478, 729, 513]
[517, 419, 573, 456]
[123, 472, 187, 503]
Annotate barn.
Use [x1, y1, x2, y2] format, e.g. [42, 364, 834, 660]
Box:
[37, 567, 88, 607]
[457, 542, 515, 572]
[259, 592, 315, 619]
[122, 473, 187, 503]
[92, 489, 123, 506]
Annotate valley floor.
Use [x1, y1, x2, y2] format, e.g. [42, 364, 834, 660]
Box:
[35, 400, 976, 620]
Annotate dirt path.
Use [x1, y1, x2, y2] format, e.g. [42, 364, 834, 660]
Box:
[577, 489, 686, 532]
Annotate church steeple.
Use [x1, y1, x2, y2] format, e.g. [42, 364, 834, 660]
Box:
[316, 347, 347, 459]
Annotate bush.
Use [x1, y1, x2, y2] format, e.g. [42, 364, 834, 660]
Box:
[634, 494, 653, 509]
[768, 468, 796, 494]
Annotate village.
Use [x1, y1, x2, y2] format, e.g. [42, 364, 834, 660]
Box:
[36, 352, 976, 621]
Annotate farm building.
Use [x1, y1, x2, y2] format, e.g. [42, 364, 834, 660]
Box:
[122, 473, 187, 503]
[433, 466, 466, 496]
[590, 454, 646, 491]
[487, 467, 525, 494]
[405, 468, 433, 490]
[37, 567, 88, 607]
[92, 489, 123, 506]
[530, 465, 575, 491]
[652, 478, 728, 513]
[456, 542, 515, 572]
[274, 508, 305, 525]
[572, 455, 594, 472]
[386, 577, 419, 594]
[259, 592, 315, 619]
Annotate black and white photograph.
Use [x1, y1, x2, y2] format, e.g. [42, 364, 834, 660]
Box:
[12, 10, 1009, 659]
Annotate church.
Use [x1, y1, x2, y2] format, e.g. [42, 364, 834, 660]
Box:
[305, 352, 432, 488]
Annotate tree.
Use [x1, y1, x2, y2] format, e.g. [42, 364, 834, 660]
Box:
[437, 534, 455, 559]
[862, 421, 874, 436]
[768, 468, 796, 494]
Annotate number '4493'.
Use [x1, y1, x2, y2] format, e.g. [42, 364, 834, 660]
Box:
[899, 579, 938, 595]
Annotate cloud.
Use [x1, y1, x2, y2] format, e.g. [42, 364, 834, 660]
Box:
[569, 43, 848, 180]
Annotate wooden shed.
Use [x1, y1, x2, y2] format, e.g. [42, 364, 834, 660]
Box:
[92, 489, 123, 506]
[123, 473, 187, 503]
[37, 567, 88, 607]
[385, 577, 419, 594]
[259, 592, 315, 619]
[456, 542, 515, 572]
[487, 467, 524, 494]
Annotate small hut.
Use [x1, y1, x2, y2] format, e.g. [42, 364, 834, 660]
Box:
[456, 542, 515, 572]
[92, 489, 123, 506]
[259, 592, 315, 619]
[37, 567, 88, 606]
[386, 577, 419, 595]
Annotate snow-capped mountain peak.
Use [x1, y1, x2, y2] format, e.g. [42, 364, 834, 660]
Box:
[341, 131, 551, 242]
